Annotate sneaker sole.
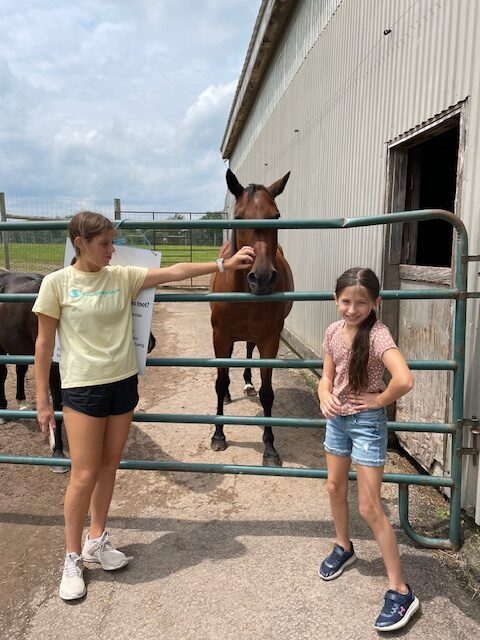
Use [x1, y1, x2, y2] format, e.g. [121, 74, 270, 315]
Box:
[318, 553, 357, 581]
[374, 596, 420, 632]
[59, 585, 87, 601]
[82, 553, 128, 571]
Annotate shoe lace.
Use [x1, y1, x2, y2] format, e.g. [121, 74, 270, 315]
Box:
[96, 532, 114, 553]
[64, 554, 82, 577]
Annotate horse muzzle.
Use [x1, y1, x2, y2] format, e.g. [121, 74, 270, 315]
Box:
[247, 268, 278, 295]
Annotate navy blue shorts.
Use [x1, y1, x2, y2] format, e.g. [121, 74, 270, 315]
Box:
[62, 375, 139, 418]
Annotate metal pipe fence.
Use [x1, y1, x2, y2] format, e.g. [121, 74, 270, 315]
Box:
[0, 209, 470, 550]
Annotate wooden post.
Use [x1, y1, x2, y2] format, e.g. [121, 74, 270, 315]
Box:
[0, 192, 10, 270]
[114, 198, 121, 220]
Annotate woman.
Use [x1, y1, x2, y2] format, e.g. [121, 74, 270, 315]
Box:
[33, 211, 254, 601]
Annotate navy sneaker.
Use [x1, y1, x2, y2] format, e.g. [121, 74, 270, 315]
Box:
[318, 542, 356, 580]
[374, 584, 420, 632]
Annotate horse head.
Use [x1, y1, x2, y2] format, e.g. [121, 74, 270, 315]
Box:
[226, 169, 290, 295]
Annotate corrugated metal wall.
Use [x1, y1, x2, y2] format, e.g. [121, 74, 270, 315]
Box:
[227, 0, 480, 522]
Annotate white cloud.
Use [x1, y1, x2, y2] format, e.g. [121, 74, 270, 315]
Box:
[0, 0, 261, 210]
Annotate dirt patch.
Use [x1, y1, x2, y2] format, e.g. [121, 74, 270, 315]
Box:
[0, 295, 479, 639]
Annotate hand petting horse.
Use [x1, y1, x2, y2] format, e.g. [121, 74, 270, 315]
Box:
[210, 169, 294, 466]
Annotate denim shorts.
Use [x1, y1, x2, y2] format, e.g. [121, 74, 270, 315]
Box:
[324, 408, 388, 467]
[62, 375, 139, 418]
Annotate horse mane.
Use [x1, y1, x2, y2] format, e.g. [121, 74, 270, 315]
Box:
[246, 183, 265, 198]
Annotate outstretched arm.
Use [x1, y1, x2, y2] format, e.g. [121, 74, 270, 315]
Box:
[34, 313, 58, 435]
[140, 245, 255, 290]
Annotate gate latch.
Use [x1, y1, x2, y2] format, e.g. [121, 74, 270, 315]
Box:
[457, 417, 480, 466]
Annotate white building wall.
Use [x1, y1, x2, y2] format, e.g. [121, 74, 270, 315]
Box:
[227, 0, 480, 522]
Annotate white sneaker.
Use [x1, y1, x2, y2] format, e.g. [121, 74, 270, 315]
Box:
[82, 531, 128, 570]
[59, 552, 86, 600]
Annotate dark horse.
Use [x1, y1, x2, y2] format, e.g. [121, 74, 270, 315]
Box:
[0, 269, 67, 471]
[210, 169, 294, 466]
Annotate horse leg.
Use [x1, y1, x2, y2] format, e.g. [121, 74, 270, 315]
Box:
[243, 341, 257, 397]
[0, 359, 7, 424]
[48, 362, 69, 473]
[212, 366, 230, 451]
[258, 367, 281, 466]
[211, 334, 233, 451]
[16, 364, 29, 410]
[223, 344, 233, 405]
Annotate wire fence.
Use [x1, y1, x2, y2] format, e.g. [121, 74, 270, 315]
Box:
[0, 195, 227, 286]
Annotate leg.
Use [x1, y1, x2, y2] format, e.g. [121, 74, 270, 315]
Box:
[325, 452, 353, 551]
[15, 364, 29, 409]
[89, 411, 133, 537]
[63, 407, 106, 554]
[356, 465, 408, 593]
[49, 362, 69, 469]
[258, 366, 281, 466]
[0, 360, 8, 420]
[223, 343, 234, 404]
[212, 367, 229, 450]
[211, 333, 233, 451]
[243, 341, 257, 396]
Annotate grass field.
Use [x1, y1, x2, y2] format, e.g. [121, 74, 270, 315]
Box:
[0, 243, 221, 274]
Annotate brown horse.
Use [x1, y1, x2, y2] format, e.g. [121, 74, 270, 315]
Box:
[210, 169, 294, 466]
[0, 269, 67, 471]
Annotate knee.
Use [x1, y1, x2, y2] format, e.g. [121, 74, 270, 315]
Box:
[100, 456, 121, 474]
[326, 479, 347, 500]
[70, 469, 98, 495]
[358, 499, 384, 526]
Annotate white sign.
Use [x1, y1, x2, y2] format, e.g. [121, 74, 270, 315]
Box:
[53, 240, 161, 375]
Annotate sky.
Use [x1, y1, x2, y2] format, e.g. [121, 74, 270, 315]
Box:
[0, 0, 262, 213]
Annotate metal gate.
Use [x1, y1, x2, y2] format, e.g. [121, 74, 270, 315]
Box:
[0, 210, 475, 550]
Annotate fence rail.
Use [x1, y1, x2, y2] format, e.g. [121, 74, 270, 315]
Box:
[0, 209, 470, 550]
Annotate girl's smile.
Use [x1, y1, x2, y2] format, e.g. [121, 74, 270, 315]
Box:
[335, 284, 379, 328]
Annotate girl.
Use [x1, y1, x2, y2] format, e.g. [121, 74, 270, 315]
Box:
[33, 211, 255, 601]
[317, 267, 419, 632]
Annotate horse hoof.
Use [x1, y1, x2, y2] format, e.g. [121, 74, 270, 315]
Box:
[224, 394, 232, 405]
[263, 455, 282, 467]
[49, 452, 70, 474]
[0, 417, 6, 425]
[243, 384, 257, 397]
[18, 402, 29, 411]
[211, 437, 227, 451]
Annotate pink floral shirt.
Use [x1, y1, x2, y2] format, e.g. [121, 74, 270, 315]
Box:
[322, 320, 398, 415]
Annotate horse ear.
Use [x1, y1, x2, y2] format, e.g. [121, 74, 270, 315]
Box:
[267, 171, 290, 199]
[226, 169, 245, 199]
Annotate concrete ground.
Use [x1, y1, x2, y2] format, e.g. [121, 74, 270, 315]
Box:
[0, 294, 479, 639]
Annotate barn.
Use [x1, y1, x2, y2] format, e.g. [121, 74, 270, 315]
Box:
[221, 0, 480, 523]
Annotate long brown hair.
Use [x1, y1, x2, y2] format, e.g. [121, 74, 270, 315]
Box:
[69, 211, 115, 259]
[335, 267, 380, 393]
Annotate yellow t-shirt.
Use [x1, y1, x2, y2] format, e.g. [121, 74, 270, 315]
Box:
[33, 265, 148, 388]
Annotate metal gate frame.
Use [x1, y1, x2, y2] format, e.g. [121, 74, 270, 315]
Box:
[0, 210, 473, 550]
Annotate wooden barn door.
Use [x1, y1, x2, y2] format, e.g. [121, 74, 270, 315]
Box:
[383, 110, 464, 477]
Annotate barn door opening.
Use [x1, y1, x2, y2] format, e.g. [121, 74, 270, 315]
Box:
[384, 109, 464, 477]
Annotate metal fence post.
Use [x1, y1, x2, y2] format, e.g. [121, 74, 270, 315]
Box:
[114, 198, 121, 221]
[0, 193, 10, 270]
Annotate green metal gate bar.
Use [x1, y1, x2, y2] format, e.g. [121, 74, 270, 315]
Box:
[0, 209, 469, 550]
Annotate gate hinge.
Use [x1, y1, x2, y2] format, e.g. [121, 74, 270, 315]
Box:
[456, 417, 480, 466]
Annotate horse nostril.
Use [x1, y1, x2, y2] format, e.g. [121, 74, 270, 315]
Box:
[247, 272, 257, 284]
[269, 271, 277, 286]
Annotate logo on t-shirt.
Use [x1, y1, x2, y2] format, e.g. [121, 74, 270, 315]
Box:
[68, 287, 120, 300]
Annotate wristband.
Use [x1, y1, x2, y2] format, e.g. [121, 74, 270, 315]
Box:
[216, 258, 225, 272]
